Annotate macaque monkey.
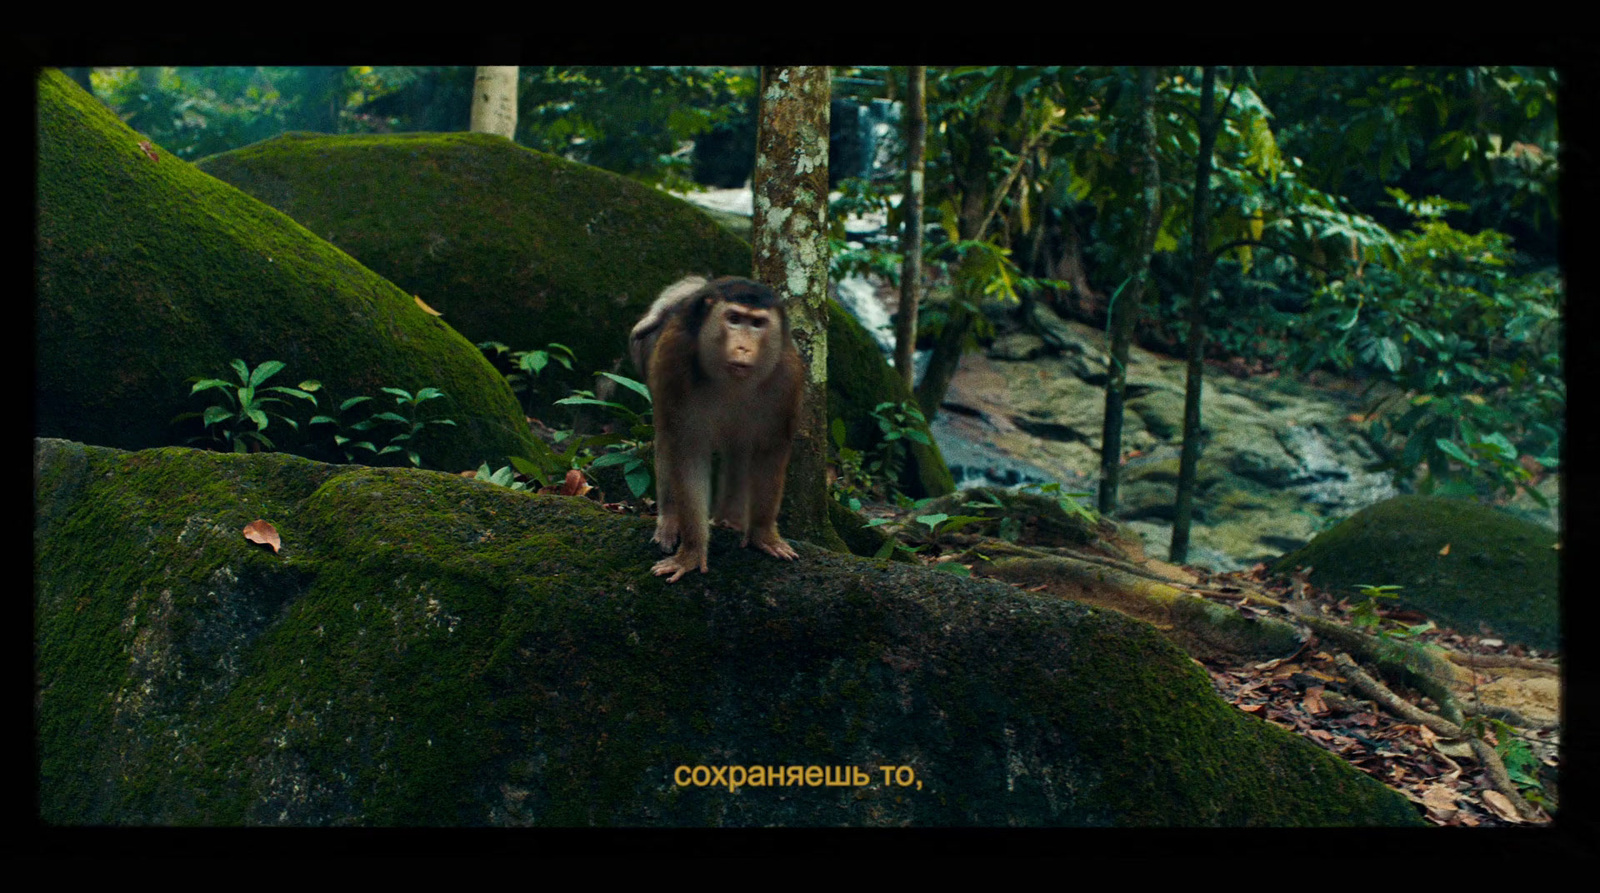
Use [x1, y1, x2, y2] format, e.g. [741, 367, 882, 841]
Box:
[629, 275, 805, 583]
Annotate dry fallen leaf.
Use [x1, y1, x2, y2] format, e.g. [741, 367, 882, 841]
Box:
[1302, 686, 1327, 715]
[1439, 543, 1451, 555]
[1479, 790, 1523, 822]
[560, 469, 592, 497]
[138, 140, 158, 162]
[1420, 784, 1459, 821]
[415, 295, 443, 316]
[243, 519, 281, 554]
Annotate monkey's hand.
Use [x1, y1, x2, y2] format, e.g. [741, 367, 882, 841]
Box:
[652, 549, 707, 583]
[745, 528, 798, 561]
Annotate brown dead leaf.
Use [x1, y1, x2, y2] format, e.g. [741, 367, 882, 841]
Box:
[1303, 686, 1327, 715]
[1420, 784, 1459, 821]
[1439, 543, 1451, 555]
[415, 295, 443, 316]
[138, 140, 158, 161]
[243, 519, 281, 554]
[1479, 790, 1523, 822]
[560, 469, 592, 497]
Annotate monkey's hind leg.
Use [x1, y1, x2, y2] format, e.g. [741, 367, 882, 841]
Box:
[650, 444, 681, 553]
[742, 442, 798, 561]
[712, 449, 751, 533]
[651, 442, 712, 583]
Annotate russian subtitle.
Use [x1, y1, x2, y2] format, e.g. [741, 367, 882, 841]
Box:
[672, 764, 922, 792]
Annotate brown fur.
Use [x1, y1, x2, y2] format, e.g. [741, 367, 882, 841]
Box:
[629, 276, 805, 582]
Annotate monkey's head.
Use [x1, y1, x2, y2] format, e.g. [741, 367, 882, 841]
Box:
[690, 277, 790, 384]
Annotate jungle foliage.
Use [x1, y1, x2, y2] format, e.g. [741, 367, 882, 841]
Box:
[85, 65, 1562, 502]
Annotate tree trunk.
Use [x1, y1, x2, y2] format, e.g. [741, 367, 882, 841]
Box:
[752, 66, 842, 550]
[1098, 66, 1163, 517]
[469, 66, 519, 139]
[894, 66, 927, 393]
[913, 300, 973, 420]
[914, 71, 1008, 423]
[1170, 67, 1219, 564]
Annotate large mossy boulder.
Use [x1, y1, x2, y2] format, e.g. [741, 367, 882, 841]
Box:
[195, 128, 953, 497]
[195, 130, 753, 396]
[36, 437, 1420, 826]
[35, 70, 532, 471]
[1272, 495, 1559, 651]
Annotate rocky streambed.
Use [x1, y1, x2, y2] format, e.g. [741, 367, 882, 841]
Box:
[928, 305, 1559, 572]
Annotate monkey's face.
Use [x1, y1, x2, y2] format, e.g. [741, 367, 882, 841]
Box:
[702, 302, 783, 383]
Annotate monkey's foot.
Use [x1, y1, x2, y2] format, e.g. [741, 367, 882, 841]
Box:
[651, 550, 707, 583]
[746, 530, 798, 561]
[651, 521, 680, 553]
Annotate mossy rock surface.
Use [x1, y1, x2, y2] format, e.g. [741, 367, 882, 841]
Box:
[35, 70, 532, 471]
[36, 437, 1420, 827]
[1272, 495, 1559, 651]
[195, 130, 753, 400]
[827, 301, 954, 498]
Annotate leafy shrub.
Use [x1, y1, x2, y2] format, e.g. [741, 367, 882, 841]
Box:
[1292, 190, 1562, 500]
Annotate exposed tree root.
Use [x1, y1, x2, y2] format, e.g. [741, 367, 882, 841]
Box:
[1336, 653, 1540, 821]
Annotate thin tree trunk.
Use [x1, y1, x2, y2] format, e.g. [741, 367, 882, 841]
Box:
[915, 73, 1008, 423]
[470, 66, 519, 139]
[913, 300, 973, 420]
[894, 66, 926, 392]
[1098, 66, 1162, 516]
[752, 66, 841, 549]
[1171, 67, 1220, 564]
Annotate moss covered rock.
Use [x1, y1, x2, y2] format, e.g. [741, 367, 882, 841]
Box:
[37, 437, 1420, 827]
[195, 130, 753, 400]
[828, 301, 954, 498]
[35, 70, 532, 472]
[1272, 495, 1559, 651]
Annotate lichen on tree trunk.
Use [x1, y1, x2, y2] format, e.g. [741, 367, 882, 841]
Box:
[752, 66, 843, 551]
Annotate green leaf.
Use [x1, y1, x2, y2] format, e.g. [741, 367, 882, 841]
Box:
[1435, 439, 1478, 466]
[599, 372, 653, 401]
[230, 359, 250, 382]
[625, 464, 652, 497]
[267, 386, 318, 404]
[191, 378, 233, 395]
[588, 451, 636, 470]
[248, 360, 286, 386]
[246, 408, 269, 430]
[202, 406, 233, 426]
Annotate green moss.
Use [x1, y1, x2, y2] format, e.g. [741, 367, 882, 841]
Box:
[196, 130, 753, 410]
[36, 438, 1421, 826]
[827, 301, 954, 498]
[1272, 495, 1559, 650]
[35, 70, 533, 472]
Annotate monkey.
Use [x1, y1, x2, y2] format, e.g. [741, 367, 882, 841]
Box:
[629, 275, 805, 583]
